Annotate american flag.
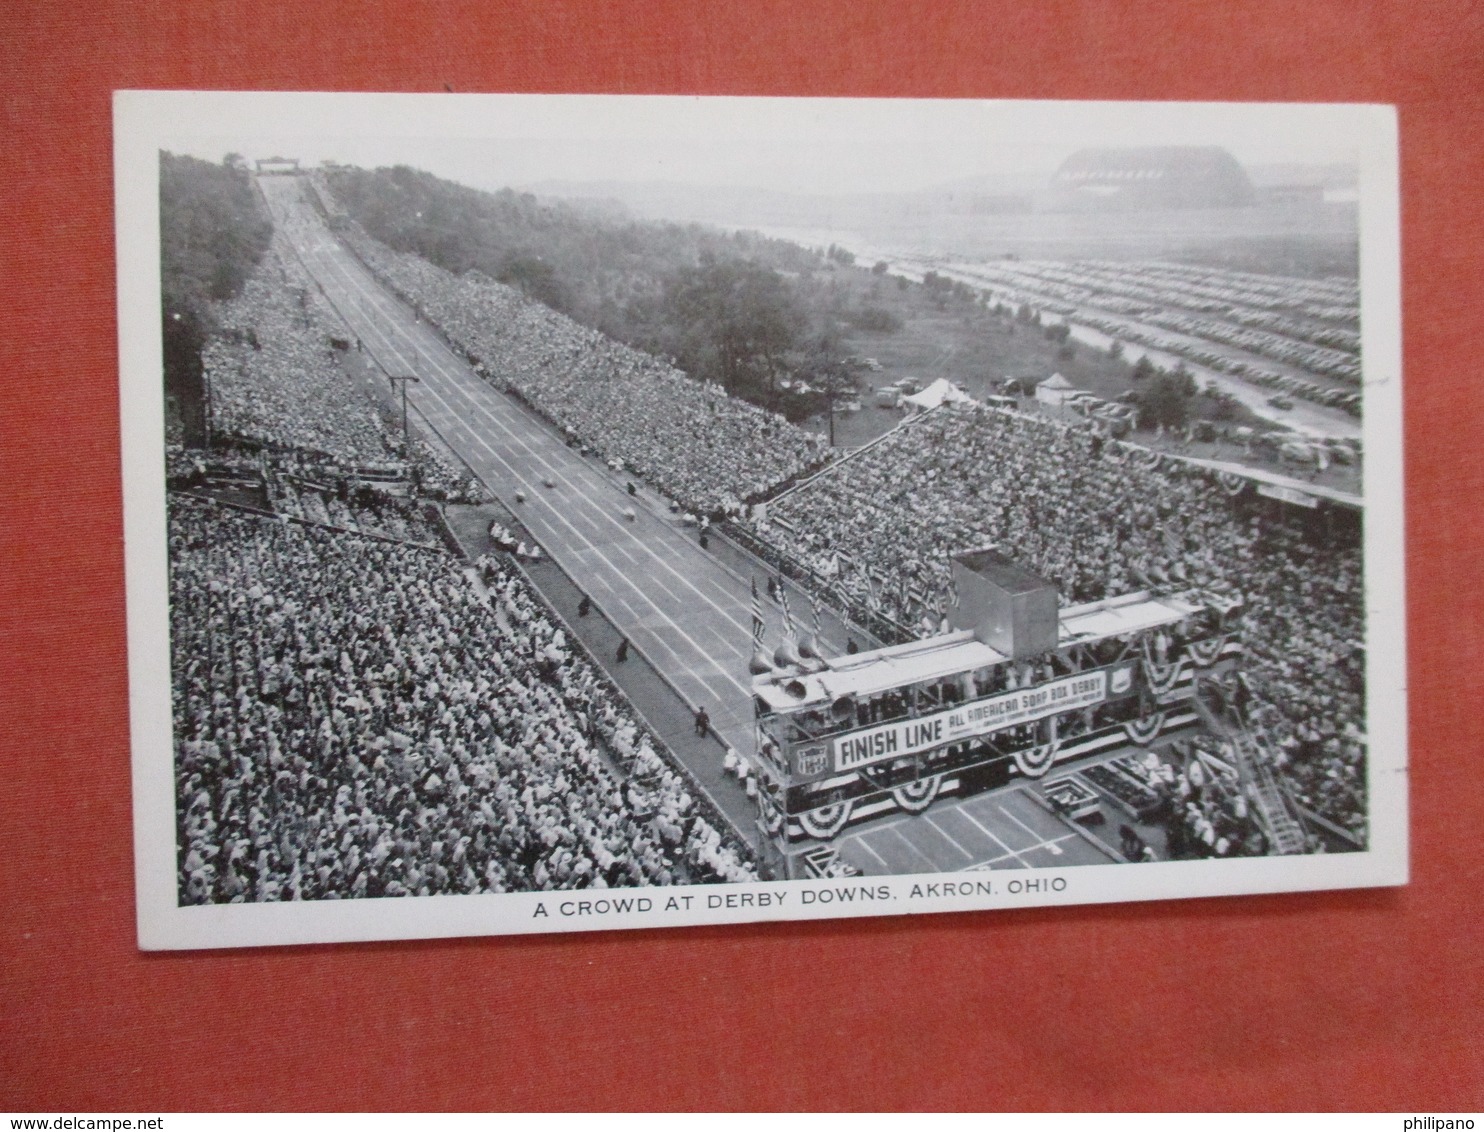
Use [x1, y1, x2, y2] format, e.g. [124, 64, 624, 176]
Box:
[750, 577, 765, 645]
[778, 583, 796, 640]
[1162, 525, 1183, 559]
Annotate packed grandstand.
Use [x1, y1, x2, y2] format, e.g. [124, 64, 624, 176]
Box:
[332, 224, 831, 517]
[167, 166, 1368, 902]
[746, 403, 1366, 840]
[168, 219, 759, 903]
[171, 499, 756, 902]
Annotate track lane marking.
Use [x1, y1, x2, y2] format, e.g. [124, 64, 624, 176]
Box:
[296, 225, 766, 653]
[273, 207, 766, 714]
[996, 802, 1065, 855]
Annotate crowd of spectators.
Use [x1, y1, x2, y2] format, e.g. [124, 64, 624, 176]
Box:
[205, 236, 392, 463]
[267, 475, 441, 546]
[1108, 748, 1271, 860]
[749, 402, 1366, 840]
[341, 228, 829, 515]
[201, 233, 486, 504]
[171, 496, 756, 904]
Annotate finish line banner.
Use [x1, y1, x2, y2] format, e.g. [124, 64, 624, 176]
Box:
[832, 669, 1117, 772]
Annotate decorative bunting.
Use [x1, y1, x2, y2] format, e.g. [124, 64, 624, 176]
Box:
[1012, 741, 1059, 779]
[891, 775, 943, 814]
[1123, 711, 1167, 747]
[750, 577, 765, 646]
[1142, 656, 1187, 696]
[798, 799, 854, 841]
[1186, 635, 1227, 668]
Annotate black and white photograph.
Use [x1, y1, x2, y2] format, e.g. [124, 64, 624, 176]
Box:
[116, 93, 1406, 949]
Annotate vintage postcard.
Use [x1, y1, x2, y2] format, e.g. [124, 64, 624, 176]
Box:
[115, 93, 1405, 949]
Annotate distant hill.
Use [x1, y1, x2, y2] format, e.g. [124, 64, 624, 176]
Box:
[527, 165, 1356, 277]
[524, 173, 1046, 229]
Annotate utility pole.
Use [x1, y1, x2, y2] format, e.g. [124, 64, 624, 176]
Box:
[388, 373, 421, 451]
[202, 363, 213, 451]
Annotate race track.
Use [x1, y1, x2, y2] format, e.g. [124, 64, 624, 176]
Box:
[260, 177, 810, 813]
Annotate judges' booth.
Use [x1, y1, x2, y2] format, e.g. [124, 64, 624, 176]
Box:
[749, 548, 1245, 879]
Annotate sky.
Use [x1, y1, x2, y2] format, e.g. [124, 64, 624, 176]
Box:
[141, 92, 1371, 197]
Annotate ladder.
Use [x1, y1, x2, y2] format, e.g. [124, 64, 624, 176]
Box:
[1190, 684, 1309, 856]
[1226, 728, 1308, 855]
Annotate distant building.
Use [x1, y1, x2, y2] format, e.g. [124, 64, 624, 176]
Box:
[255, 157, 301, 176]
[1041, 146, 1256, 212]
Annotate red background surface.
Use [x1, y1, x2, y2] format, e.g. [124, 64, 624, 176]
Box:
[2, 0, 1482, 1112]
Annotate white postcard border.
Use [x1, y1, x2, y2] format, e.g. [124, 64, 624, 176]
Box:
[114, 92, 1407, 951]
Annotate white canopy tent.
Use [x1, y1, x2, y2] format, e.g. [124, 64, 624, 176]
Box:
[901, 377, 972, 410]
[1034, 372, 1076, 406]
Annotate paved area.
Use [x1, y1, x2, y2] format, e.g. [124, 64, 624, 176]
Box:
[837, 783, 1118, 875]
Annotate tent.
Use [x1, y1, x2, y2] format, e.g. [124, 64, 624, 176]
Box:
[901, 377, 972, 410]
[1034, 372, 1076, 407]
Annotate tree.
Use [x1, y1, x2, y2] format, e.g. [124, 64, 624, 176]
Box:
[849, 305, 902, 333]
[792, 331, 865, 442]
[872, 260, 889, 275]
[661, 258, 806, 402]
[159, 151, 273, 445]
[1135, 372, 1192, 429]
[1208, 389, 1240, 422]
[1131, 355, 1156, 382]
[496, 254, 570, 312]
[1172, 360, 1198, 399]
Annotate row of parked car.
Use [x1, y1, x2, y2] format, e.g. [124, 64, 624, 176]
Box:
[941, 256, 1364, 415]
[1071, 312, 1363, 418]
